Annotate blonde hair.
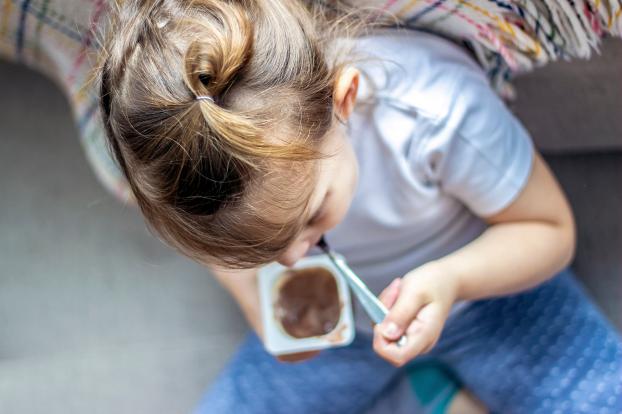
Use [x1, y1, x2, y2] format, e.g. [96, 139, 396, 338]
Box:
[97, 0, 378, 268]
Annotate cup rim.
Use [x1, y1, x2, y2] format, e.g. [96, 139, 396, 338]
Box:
[258, 254, 355, 355]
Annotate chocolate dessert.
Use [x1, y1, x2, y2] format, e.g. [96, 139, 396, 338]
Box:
[274, 267, 342, 339]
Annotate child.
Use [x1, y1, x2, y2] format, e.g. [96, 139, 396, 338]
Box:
[98, 0, 622, 413]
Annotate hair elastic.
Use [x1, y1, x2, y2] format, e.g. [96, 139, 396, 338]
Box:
[196, 95, 215, 103]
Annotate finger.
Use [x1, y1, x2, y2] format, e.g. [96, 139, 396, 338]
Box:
[377, 314, 432, 366]
[411, 303, 446, 354]
[378, 278, 401, 309]
[396, 304, 446, 360]
[375, 302, 448, 365]
[373, 322, 421, 367]
[380, 287, 427, 341]
[373, 316, 426, 365]
[373, 324, 402, 365]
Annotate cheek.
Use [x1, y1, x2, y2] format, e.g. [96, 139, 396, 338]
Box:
[324, 151, 359, 229]
[348, 148, 359, 196]
[342, 144, 359, 210]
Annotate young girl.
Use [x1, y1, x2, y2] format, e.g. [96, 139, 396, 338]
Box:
[97, 0, 622, 413]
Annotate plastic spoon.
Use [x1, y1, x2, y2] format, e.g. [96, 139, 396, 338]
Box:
[317, 236, 407, 347]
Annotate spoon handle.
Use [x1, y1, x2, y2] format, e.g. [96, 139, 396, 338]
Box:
[324, 251, 408, 347]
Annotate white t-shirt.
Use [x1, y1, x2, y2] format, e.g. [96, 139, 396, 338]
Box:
[320, 30, 534, 333]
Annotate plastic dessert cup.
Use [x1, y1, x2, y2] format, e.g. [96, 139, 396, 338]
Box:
[258, 254, 355, 356]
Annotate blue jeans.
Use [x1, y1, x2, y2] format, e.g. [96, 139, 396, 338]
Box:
[195, 269, 622, 414]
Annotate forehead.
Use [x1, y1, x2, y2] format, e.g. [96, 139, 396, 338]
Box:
[248, 159, 316, 219]
[299, 126, 347, 219]
[247, 118, 343, 228]
[246, 152, 331, 233]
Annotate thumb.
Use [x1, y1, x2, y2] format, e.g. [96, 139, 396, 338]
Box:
[380, 290, 426, 341]
[379, 278, 401, 309]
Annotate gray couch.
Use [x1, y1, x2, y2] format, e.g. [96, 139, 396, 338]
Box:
[0, 39, 620, 414]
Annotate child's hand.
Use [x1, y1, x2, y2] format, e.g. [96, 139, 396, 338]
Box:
[373, 263, 459, 367]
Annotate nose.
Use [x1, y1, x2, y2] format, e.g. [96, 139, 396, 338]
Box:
[277, 239, 311, 267]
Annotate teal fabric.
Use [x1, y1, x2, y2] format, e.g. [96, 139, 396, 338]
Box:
[406, 361, 460, 413]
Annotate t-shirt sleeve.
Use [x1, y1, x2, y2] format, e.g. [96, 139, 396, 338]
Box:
[413, 70, 535, 217]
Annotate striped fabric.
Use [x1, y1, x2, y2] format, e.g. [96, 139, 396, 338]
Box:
[1, 0, 620, 200]
[0, 0, 130, 201]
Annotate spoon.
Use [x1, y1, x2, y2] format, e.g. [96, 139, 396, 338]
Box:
[317, 236, 407, 347]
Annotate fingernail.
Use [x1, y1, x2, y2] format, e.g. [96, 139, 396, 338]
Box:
[397, 336, 408, 347]
[383, 322, 399, 338]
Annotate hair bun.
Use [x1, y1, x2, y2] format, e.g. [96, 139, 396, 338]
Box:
[183, 1, 253, 100]
[198, 73, 212, 87]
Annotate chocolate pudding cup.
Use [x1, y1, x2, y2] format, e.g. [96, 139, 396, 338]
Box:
[273, 267, 343, 339]
[258, 255, 355, 355]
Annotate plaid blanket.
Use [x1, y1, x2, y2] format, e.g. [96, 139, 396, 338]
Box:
[1, 0, 620, 200]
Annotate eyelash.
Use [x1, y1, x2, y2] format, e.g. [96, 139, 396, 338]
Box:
[307, 207, 325, 226]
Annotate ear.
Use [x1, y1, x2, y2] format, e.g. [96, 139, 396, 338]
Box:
[333, 66, 360, 122]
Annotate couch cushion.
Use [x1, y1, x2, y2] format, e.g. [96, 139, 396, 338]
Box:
[512, 39, 622, 153]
